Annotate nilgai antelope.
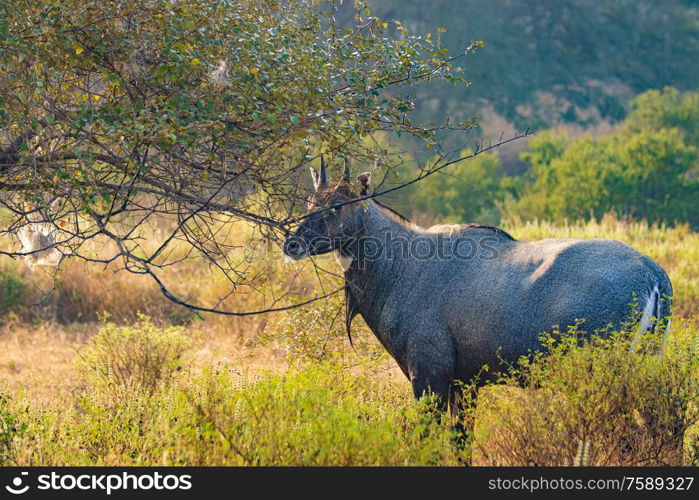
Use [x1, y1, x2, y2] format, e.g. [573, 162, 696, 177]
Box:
[283, 159, 673, 408]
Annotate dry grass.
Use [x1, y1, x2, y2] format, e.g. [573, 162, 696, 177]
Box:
[1, 214, 697, 397]
[0, 320, 302, 407]
[0, 214, 697, 465]
[0, 322, 88, 404]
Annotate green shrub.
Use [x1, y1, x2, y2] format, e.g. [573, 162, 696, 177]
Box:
[472, 323, 699, 466]
[514, 89, 699, 228]
[259, 291, 386, 364]
[0, 392, 25, 465]
[407, 149, 515, 225]
[4, 361, 467, 465]
[260, 293, 346, 362]
[169, 363, 463, 466]
[5, 324, 699, 466]
[0, 268, 27, 316]
[77, 316, 190, 397]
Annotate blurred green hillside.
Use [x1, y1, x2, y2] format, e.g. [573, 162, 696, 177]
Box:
[394, 88, 699, 229]
[354, 0, 699, 133]
[334, 2, 699, 229]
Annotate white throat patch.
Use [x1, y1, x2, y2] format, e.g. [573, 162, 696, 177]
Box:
[334, 251, 353, 271]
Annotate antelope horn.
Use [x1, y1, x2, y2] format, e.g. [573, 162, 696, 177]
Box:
[319, 155, 328, 186]
[310, 167, 321, 191]
[343, 157, 351, 184]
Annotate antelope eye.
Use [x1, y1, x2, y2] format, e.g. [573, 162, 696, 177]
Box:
[328, 204, 342, 215]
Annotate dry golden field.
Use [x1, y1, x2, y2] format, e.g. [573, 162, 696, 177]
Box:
[0, 215, 697, 465]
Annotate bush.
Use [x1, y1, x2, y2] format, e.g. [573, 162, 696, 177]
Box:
[408, 150, 515, 225]
[0, 268, 27, 316]
[0, 393, 25, 465]
[471, 323, 699, 466]
[3, 361, 467, 466]
[258, 288, 387, 364]
[4, 323, 699, 466]
[514, 89, 699, 228]
[77, 316, 190, 398]
[163, 363, 464, 466]
[260, 293, 347, 362]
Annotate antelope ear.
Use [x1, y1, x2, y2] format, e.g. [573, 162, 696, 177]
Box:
[356, 172, 371, 196]
[310, 167, 321, 191]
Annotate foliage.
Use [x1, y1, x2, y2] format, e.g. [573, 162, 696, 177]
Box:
[0, 267, 27, 316]
[472, 323, 699, 465]
[260, 289, 349, 362]
[3, 360, 465, 466]
[173, 364, 461, 466]
[0, 393, 25, 464]
[1, 215, 699, 466]
[358, 0, 699, 132]
[257, 282, 388, 363]
[0, 0, 479, 315]
[399, 88, 698, 229]
[624, 87, 699, 146]
[0, 0, 697, 469]
[76, 315, 190, 397]
[407, 150, 516, 225]
[3, 318, 698, 466]
[516, 129, 697, 224]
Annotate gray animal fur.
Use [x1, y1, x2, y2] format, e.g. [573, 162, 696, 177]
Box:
[283, 173, 673, 406]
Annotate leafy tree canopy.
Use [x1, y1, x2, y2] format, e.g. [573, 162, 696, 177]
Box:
[518, 128, 698, 225]
[516, 89, 699, 226]
[0, 0, 480, 313]
[404, 88, 699, 229]
[407, 150, 513, 226]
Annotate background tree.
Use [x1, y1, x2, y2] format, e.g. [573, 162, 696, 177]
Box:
[516, 129, 697, 224]
[623, 87, 699, 146]
[398, 88, 699, 229]
[0, 0, 491, 314]
[348, 0, 699, 134]
[407, 150, 514, 225]
[514, 89, 699, 226]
